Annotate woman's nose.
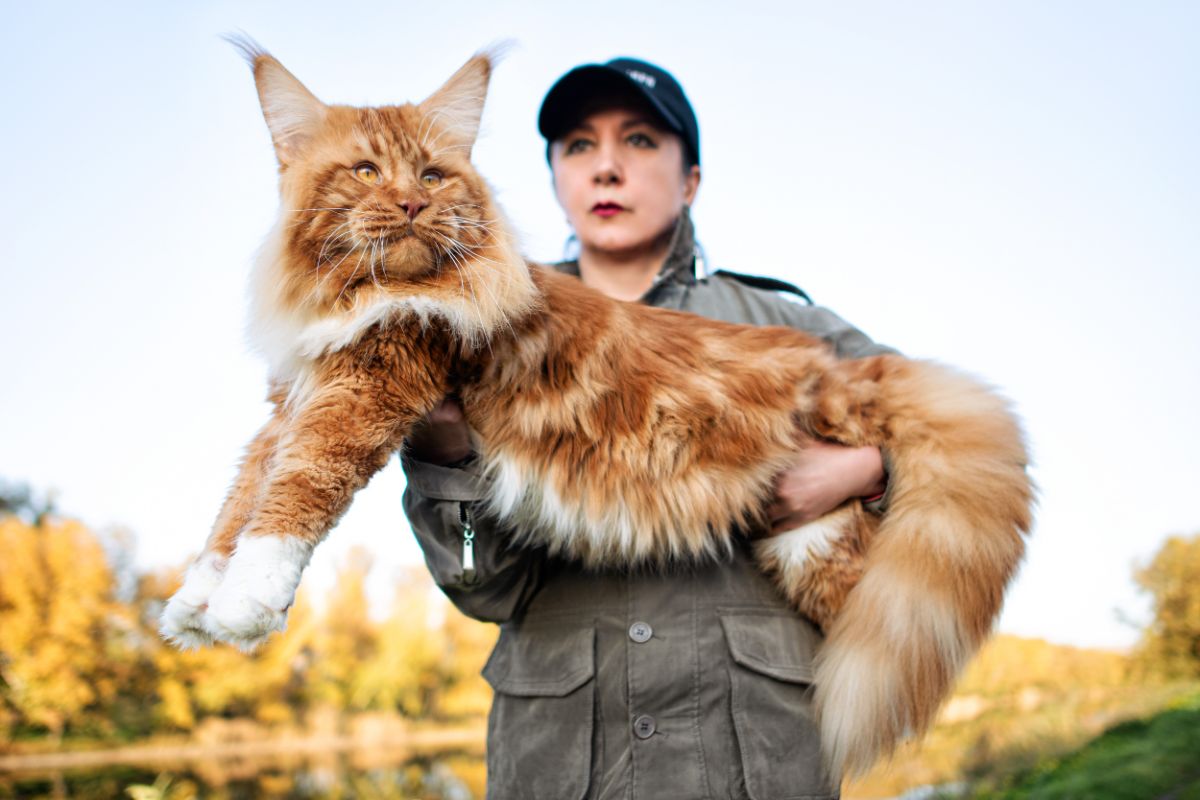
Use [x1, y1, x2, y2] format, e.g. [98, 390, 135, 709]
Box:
[593, 167, 620, 186]
[592, 144, 622, 185]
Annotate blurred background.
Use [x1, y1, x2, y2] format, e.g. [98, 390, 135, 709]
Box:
[1, 1, 1197, 797]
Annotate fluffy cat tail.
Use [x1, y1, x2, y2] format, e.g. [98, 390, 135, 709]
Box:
[812, 357, 1034, 777]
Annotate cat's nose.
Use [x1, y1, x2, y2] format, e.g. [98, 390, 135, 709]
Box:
[398, 199, 427, 220]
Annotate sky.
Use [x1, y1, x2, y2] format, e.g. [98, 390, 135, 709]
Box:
[1, 1, 1197, 650]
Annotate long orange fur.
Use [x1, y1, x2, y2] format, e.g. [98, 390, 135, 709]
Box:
[160, 41, 1034, 779]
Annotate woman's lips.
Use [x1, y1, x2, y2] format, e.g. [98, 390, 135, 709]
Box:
[591, 202, 625, 218]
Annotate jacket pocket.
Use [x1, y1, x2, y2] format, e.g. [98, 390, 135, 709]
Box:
[482, 621, 595, 800]
[720, 609, 838, 800]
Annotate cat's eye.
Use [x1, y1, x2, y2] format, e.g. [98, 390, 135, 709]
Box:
[353, 163, 381, 184]
[420, 169, 443, 188]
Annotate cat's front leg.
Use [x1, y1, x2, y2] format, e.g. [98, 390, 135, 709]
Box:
[201, 533, 313, 651]
[160, 387, 289, 649]
[201, 340, 448, 649]
[160, 551, 228, 649]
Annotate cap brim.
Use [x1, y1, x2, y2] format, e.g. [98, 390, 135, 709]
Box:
[538, 64, 684, 143]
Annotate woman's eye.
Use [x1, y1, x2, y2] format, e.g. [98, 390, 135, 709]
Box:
[353, 163, 381, 184]
[420, 169, 443, 188]
[627, 132, 656, 148]
[563, 138, 593, 155]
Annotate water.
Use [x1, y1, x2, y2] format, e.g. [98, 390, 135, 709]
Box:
[0, 750, 486, 800]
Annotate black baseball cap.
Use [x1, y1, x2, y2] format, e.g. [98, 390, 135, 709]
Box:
[538, 57, 701, 167]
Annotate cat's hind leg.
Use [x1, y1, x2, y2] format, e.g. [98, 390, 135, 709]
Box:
[753, 503, 873, 631]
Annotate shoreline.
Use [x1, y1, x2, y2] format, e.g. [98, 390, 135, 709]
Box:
[0, 724, 486, 773]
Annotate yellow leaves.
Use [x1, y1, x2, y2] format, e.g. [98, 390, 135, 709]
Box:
[0, 510, 501, 742]
[957, 634, 1131, 697]
[0, 515, 122, 736]
[157, 679, 195, 730]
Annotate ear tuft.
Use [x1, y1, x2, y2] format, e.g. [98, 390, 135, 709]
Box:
[417, 46, 508, 155]
[480, 39, 517, 66]
[224, 34, 327, 165]
[222, 31, 268, 69]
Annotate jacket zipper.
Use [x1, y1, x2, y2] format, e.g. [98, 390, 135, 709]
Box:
[459, 502, 477, 585]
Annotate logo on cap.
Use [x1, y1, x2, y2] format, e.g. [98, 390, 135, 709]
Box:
[625, 69, 657, 89]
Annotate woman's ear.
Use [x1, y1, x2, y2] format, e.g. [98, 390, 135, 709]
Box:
[684, 164, 701, 206]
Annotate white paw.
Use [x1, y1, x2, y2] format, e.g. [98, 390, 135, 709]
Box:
[160, 553, 226, 650]
[203, 589, 289, 652]
[201, 534, 311, 652]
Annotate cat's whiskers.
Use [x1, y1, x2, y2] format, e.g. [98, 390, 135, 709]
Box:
[427, 143, 473, 161]
[431, 231, 520, 344]
[460, 250, 517, 336]
[305, 239, 360, 307]
[430, 231, 488, 337]
[418, 102, 484, 151]
[431, 231, 528, 302]
[448, 247, 498, 355]
[415, 110, 441, 151]
[438, 239, 524, 285]
[363, 200, 390, 290]
[322, 234, 362, 277]
[427, 228, 471, 309]
[441, 213, 496, 229]
[315, 222, 354, 271]
[446, 220, 497, 239]
[419, 100, 486, 151]
[284, 207, 351, 233]
[369, 235, 388, 291]
[417, 108, 457, 150]
[331, 241, 370, 308]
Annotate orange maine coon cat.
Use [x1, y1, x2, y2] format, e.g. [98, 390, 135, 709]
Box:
[161, 42, 1034, 778]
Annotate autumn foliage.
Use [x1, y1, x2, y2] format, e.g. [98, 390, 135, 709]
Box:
[0, 502, 496, 746]
[1135, 533, 1200, 680]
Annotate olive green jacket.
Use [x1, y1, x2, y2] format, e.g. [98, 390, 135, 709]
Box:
[401, 214, 893, 800]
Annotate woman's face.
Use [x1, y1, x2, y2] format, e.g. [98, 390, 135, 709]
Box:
[550, 105, 700, 259]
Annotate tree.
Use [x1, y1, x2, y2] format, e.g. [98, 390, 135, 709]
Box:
[0, 479, 54, 525]
[310, 547, 379, 711]
[0, 515, 127, 739]
[1135, 533, 1200, 679]
[342, 564, 444, 717]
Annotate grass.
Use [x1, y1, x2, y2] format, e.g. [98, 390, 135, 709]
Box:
[961, 691, 1200, 799]
[844, 635, 1200, 799]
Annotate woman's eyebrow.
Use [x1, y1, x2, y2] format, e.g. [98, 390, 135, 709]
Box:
[561, 121, 596, 137]
[619, 117, 659, 131]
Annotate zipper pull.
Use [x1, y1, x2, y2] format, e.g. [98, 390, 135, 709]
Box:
[460, 503, 477, 585]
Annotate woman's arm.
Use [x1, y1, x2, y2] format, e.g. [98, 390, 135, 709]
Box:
[402, 397, 546, 624]
[767, 440, 885, 533]
[764, 302, 896, 531]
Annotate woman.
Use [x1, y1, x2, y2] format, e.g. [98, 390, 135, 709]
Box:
[403, 57, 891, 799]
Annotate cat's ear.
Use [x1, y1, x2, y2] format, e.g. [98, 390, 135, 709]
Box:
[417, 50, 497, 155]
[227, 35, 327, 166]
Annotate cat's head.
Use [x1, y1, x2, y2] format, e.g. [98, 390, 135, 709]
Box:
[235, 38, 534, 349]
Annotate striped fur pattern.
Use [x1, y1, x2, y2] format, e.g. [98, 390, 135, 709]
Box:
[160, 45, 1034, 779]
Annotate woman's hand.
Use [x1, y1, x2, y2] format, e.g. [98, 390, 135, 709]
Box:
[407, 396, 474, 466]
[766, 439, 886, 534]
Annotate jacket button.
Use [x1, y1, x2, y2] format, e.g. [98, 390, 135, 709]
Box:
[628, 621, 653, 643]
[633, 714, 656, 739]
